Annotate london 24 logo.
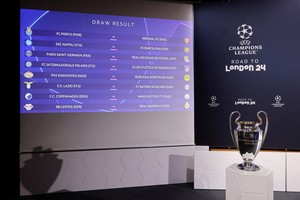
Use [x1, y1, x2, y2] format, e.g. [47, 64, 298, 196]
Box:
[226, 24, 266, 72]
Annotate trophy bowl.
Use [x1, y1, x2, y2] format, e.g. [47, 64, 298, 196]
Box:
[229, 111, 268, 171]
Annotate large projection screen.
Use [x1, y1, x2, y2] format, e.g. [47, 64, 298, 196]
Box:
[20, 0, 194, 152]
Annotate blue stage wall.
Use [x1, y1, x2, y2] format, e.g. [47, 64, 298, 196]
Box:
[194, 0, 300, 150]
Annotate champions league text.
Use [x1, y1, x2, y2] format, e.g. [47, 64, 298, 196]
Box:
[228, 45, 262, 55]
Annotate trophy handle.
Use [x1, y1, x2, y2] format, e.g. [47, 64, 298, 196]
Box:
[229, 111, 241, 148]
[257, 110, 269, 146]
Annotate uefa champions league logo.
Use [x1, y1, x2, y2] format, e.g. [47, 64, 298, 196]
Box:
[208, 95, 220, 107]
[272, 95, 285, 107]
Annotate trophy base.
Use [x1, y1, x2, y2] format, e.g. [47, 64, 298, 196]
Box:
[237, 161, 260, 172]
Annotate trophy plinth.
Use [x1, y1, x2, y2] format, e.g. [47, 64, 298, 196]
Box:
[230, 111, 268, 172]
[237, 162, 260, 171]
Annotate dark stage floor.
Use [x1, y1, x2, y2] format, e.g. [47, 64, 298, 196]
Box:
[19, 183, 300, 200]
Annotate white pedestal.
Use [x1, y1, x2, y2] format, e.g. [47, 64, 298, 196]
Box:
[226, 163, 273, 200]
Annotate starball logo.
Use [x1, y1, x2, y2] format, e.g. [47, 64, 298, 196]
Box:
[237, 24, 253, 40]
[225, 24, 267, 72]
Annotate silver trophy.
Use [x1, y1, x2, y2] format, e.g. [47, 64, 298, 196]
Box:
[229, 111, 268, 171]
